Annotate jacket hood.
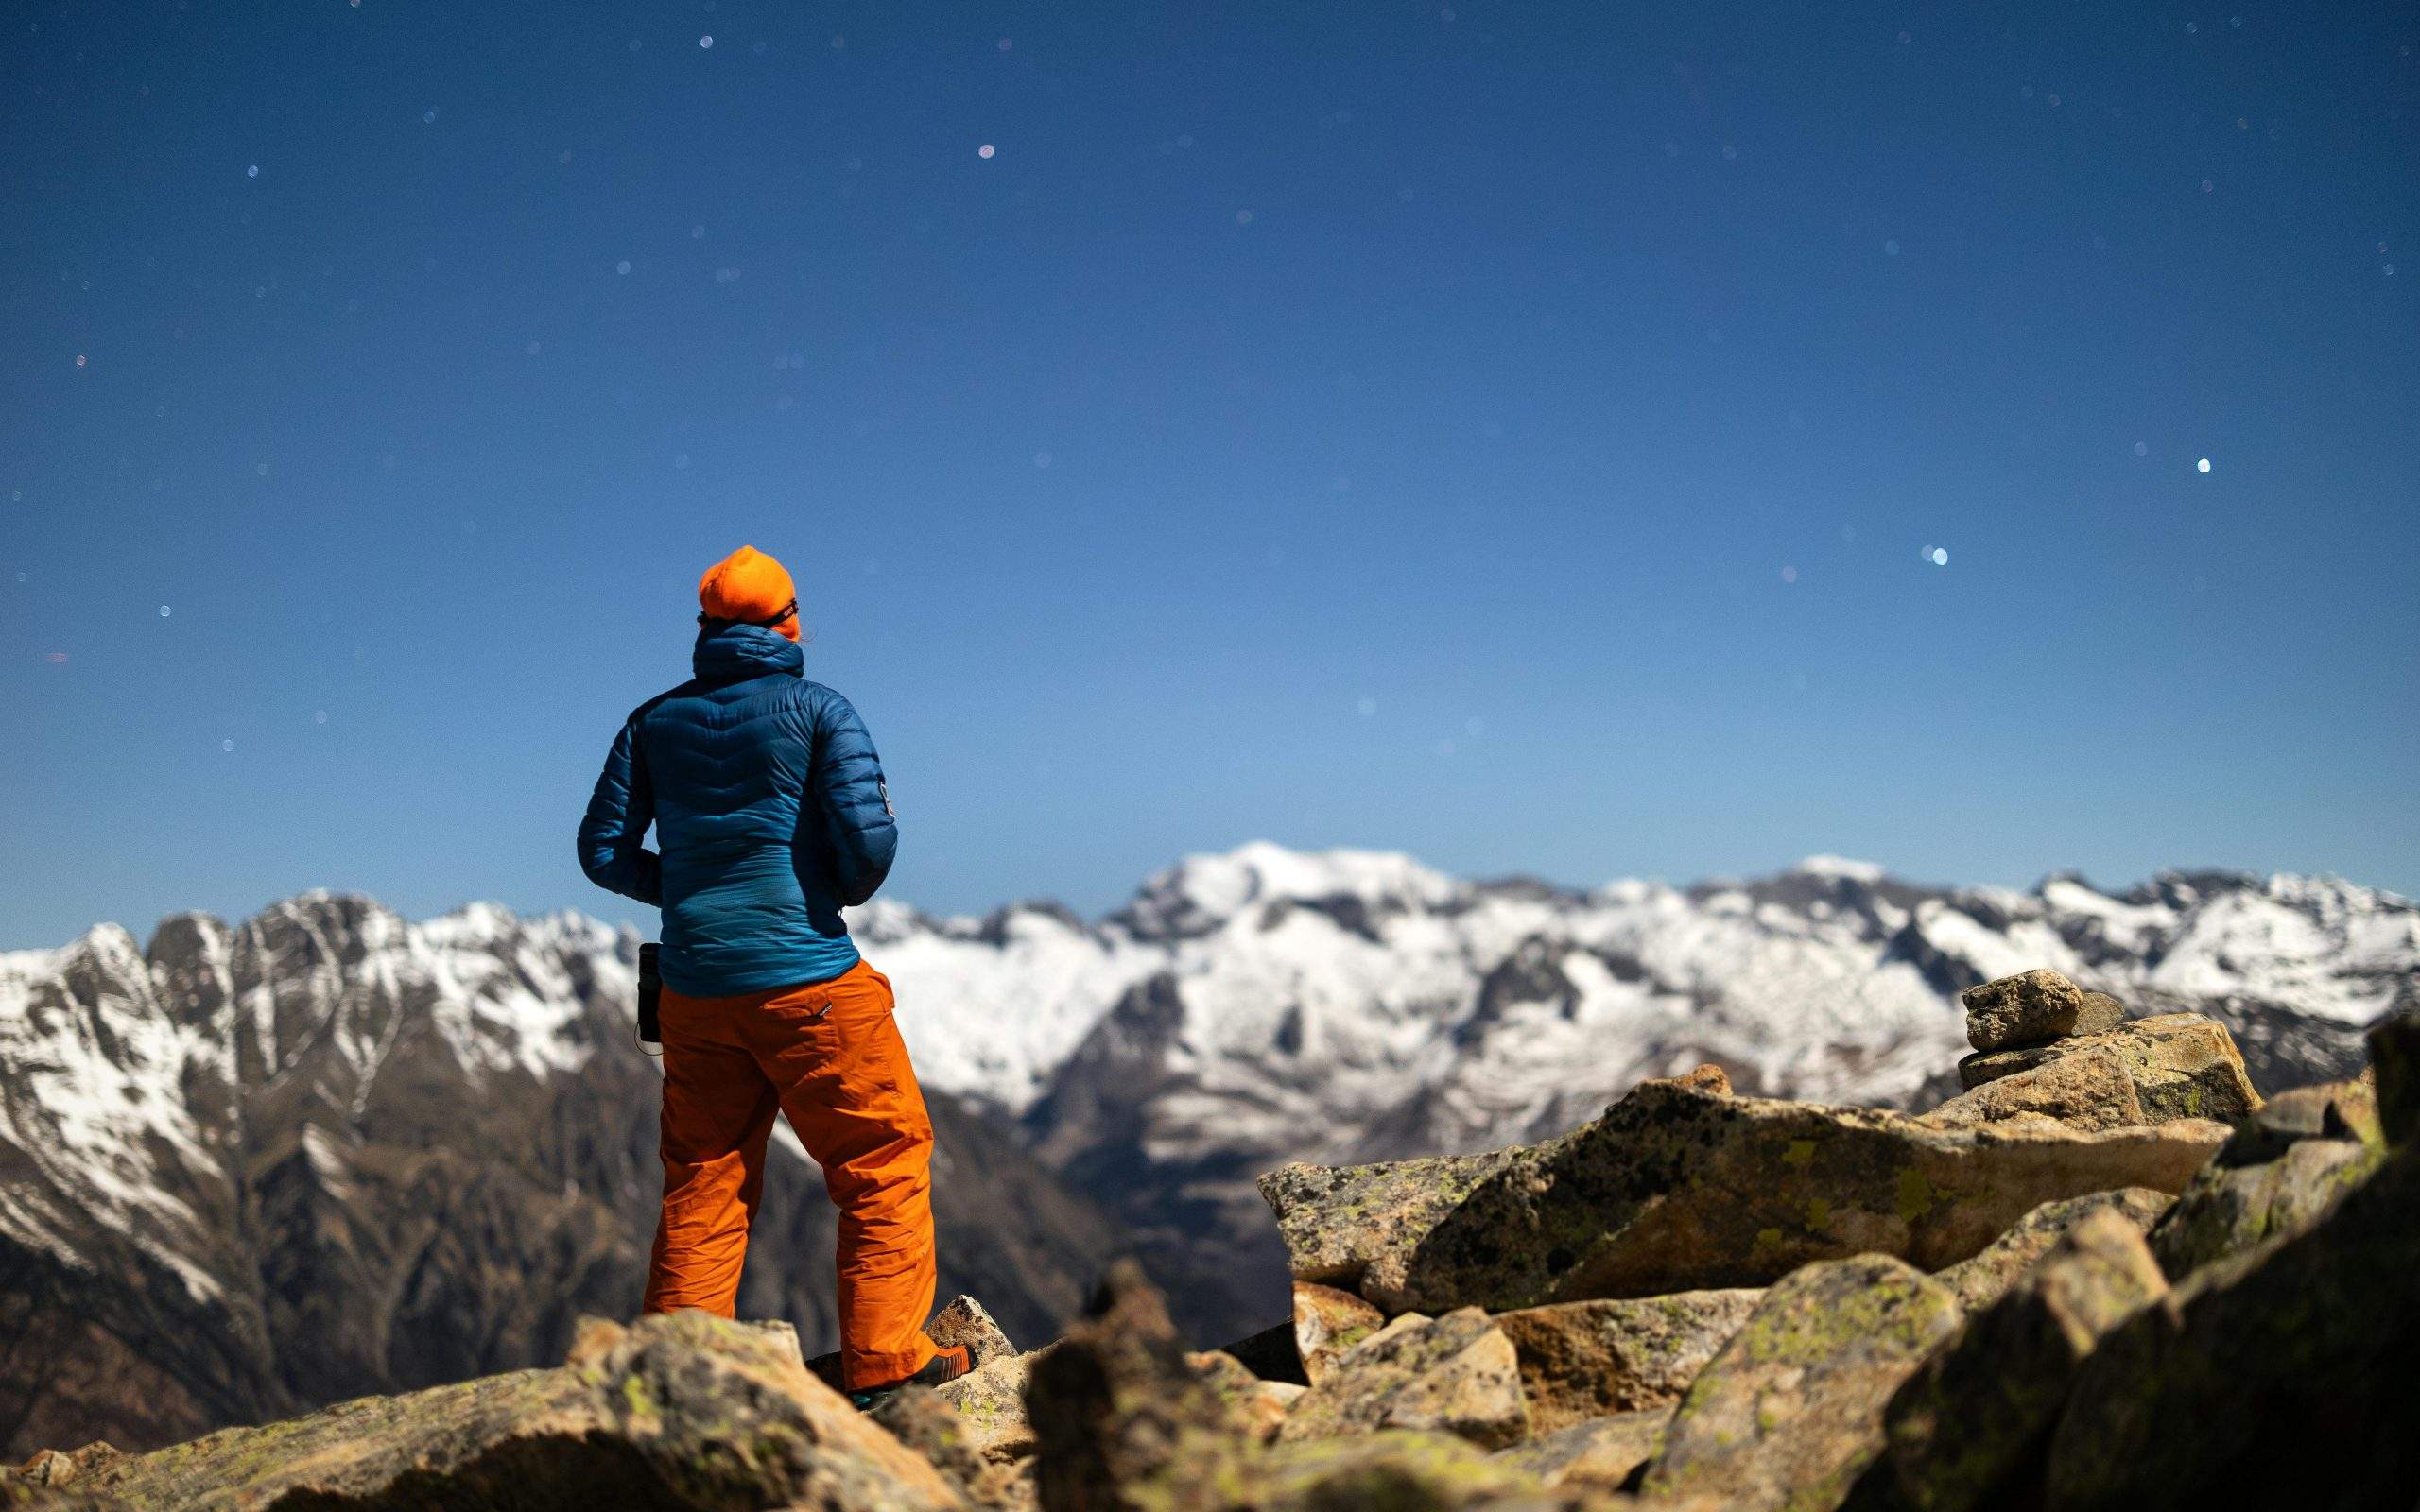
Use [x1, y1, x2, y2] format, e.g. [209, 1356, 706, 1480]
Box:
[692, 623, 804, 684]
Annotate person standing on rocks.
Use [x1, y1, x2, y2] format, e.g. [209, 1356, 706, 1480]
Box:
[577, 544, 971, 1405]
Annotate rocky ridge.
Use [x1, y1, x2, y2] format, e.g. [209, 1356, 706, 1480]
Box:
[10, 971, 2416, 1511]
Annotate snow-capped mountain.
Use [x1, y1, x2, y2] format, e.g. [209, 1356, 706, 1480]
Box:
[2, 843, 2411, 1450]
[0, 898, 1122, 1459]
[871, 844, 2409, 1132]
[873, 842, 2412, 1337]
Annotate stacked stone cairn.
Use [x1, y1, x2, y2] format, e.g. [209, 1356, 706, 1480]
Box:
[9, 974, 2416, 1512]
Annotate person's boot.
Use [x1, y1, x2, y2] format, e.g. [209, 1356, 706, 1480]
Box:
[848, 1344, 974, 1410]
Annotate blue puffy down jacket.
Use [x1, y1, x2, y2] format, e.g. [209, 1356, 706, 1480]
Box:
[578, 623, 898, 995]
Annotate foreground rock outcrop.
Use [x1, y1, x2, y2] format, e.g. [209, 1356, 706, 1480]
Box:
[1493, 1408, 1668, 1490]
[1866, 1211, 2169, 1512]
[9, 1311, 958, 1512]
[1492, 1290, 1761, 1432]
[1025, 1262, 1540, 1512]
[1640, 1255, 1962, 1510]
[1929, 1188, 2172, 1314]
[2044, 1135, 2420, 1507]
[2369, 999, 2420, 1143]
[1253, 1147, 1534, 1301]
[1363, 1081, 2221, 1313]
[1275, 1308, 1528, 1449]
[2145, 1094, 2379, 1279]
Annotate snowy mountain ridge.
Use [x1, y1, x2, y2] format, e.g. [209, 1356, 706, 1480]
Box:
[3, 841, 2411, 1360]
[0, 890, 1123, 1457]
[868, 841, 2411, 1117]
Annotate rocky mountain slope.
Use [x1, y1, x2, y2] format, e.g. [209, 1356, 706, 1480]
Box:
[0, 898, 1123, 1460]
[2, 845, 2411, 1454]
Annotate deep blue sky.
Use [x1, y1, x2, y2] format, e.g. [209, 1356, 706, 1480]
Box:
[4, 2, 2416, 947]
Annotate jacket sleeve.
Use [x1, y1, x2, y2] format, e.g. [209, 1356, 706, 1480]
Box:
[578, 713, 663, 905]
[814, 690, 898, 907]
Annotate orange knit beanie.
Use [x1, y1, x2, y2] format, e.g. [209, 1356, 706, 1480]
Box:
[698, 545, 800, 641]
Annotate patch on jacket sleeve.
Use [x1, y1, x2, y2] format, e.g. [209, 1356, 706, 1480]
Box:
[879, 777, 895, 818]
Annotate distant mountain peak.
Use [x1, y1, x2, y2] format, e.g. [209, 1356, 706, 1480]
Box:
[1113, 841, 1462, 941]
[1789, 854, 1890, 882]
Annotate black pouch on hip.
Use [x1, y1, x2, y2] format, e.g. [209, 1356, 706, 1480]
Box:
[637, 943, 663, 1053]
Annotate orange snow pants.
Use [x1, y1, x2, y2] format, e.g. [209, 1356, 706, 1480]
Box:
[641, 959, 941, 1391]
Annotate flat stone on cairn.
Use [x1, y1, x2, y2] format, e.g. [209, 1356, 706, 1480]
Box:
[1962, 968, 2125, 1052]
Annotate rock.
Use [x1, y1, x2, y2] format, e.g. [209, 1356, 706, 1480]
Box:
[1380, 1077, 2226, 1314]
[1962, 969, 2121, 1051]
[1185, 1349, 1300, 1441]
[735, 1315, 808, 1365]
[59, 1310, 958, 1512]
[871, 1384, 994, 1498]
[969, 1461, 1040, 1512]
[1150, 1433, 1544, 1512]
[1342, 1309, 1429, 1355]
[1931, 1188, 2172, 1314]
[0, 1482, 126, 1512]
[1241, 1383, 1305, 1444]
[1871, 1211, 2168, 1512]
[2078, 989, 2127, 1022]
[1179, 1351, 1296, 1443]
[2146, 1134, 2378, 1280]
[936, 1348, 1051, 1462]
[565, 1311, 960, 1511]
[1662, 1061, 1735, 1097]
[1957, 1012, 2259, 1123]
[1184, 1349, 1261, 1394]
[2, 1447, 121, 1491]
[1494, 1408, 1670, 1490]
[1919, 1045, 2146, 1132]
[1289, 1281, 1386, 1385]
[1028, 1260, 1250, 1512]
[2044, 1139, 2420, 1507]
[1256, 1144, 1537, 1299]
[1027, 1264, 1541, 1512]
[1492, 1290, 1762, 1432]
[1639, 1255, 1962, 1512]
[2367, 1000, 2419, 1145]
[1275, 1307, 1528, 1450]
[932, 1294, 1022, 1365]
[1211, 1320, 1307, 1387]
[1253, 1066, 1734, 1307]
[2222, 1076, 2380, 1162]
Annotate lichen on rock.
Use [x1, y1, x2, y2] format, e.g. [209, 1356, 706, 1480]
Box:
[37, 1311, 958, 1512]
[1956, 1012, 2260, 1124]
[1639, 1255, 1962, 1512]
[1492, 1407, 1669, 1491]
[1275, 1308, 1529, 1450]
[1929, 1187, 2172, 1315]
[1378, 1077, 2222, 1314]
[2147, 1126, 2380, 1280]
[1870, 1210, 2169, 1512]
[1492, 1289, 1761, 1432]
[1918, 1046, 2146, 1133]
[2044, 1139, 2420, 1506]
